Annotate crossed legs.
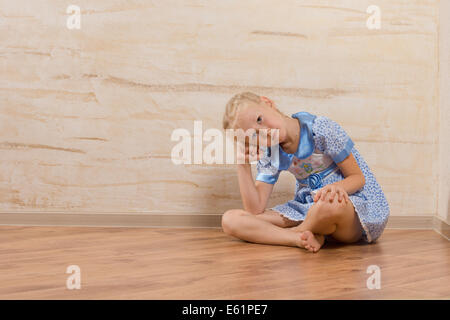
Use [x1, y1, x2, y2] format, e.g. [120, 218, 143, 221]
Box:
[221, 192, 364, 252]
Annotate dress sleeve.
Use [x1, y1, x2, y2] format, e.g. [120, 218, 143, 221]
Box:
[255, 148, 281, 184]
[313, 116, 354, 163]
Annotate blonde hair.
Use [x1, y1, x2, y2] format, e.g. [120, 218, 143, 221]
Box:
[223, 92, 261, 130]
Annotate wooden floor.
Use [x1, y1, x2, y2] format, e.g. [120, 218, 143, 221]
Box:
[0, 226, 448, 299]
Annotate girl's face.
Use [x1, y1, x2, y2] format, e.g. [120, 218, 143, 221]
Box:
[233, 97, 287, 148]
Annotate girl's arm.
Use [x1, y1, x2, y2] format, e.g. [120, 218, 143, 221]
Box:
[237, 163, 274, 214]
[331, 153, 365, 195]
[314, 153, 365, 203]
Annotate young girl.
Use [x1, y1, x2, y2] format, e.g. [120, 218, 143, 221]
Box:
[221, 92, 390, 253]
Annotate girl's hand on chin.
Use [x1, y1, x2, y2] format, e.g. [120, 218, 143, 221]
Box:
[236, 141, 263, 164]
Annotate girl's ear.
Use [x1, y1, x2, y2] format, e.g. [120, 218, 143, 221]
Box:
[261, 96, 274, 108]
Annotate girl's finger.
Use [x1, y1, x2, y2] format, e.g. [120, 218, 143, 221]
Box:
[323, 187, 331, 201]
[338, 189, 345, 202]
[321, 187, 331, 201]
[257, 147, 263, 161]
[256, 152, 262, 161]
[314, 189, 321, 202]
[329, 188, 338, 202]
[320, 189, 327, 201]
[337, 190, 343, 202]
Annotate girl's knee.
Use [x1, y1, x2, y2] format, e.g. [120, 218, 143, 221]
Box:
[313, 198, 347, 223]
[221, 209, 247, 234]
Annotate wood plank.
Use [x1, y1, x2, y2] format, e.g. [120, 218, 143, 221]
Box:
[0, 227, 447, 299]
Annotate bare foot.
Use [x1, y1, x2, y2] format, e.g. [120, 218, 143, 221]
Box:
[297, 231, 325, 253]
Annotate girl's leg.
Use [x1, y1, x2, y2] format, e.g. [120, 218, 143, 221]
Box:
[221, 209, 305, 247]
[294, 192, 363, 244]
[252, 209, 302, 228]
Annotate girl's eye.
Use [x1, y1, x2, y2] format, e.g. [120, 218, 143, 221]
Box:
[256, 116, 262, 124]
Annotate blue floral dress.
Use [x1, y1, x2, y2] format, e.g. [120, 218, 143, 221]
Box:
[256, 111, 390, 243]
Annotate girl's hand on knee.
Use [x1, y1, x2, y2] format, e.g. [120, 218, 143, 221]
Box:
[313, 184, 349, 204]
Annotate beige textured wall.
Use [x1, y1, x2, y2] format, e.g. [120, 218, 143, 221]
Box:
[0, 1, 443, 220]
[438, 0, 450, 224]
